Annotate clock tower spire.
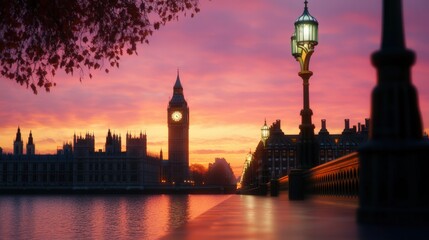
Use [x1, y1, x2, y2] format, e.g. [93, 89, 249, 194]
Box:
[168, 71, 189, 184]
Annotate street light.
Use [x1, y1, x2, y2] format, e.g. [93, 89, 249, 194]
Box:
[246, 151, 253, 165]
[295, 4, 318, 45]
[290, 33, 301, 58]
[261, 119, 270, 146]
[291, 0, 318, 72]
[291, 0, 319, 169]
[239, 150, 253, 187]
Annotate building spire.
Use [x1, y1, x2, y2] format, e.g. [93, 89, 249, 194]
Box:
[174, 70, 183, 90]
[169, 69, 187, 106]
[15, 126, 22, 141]
[28, 131, 33, 145]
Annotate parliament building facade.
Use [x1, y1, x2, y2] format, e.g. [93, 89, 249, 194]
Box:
[0, 74, 191, 190]
[0, 128, 162, 190]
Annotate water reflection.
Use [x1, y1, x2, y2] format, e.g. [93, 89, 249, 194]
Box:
[168, 195, 190, 231]
[0, 195, 229, 239]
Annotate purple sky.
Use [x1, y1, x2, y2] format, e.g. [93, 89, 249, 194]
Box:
[0, 0, 428, 176]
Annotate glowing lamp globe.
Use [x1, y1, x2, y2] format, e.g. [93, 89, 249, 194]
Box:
[246, 152, 253, 164]
[261, 120, 270, 143]
[294, 0, 318, 46]
[290, 33, 302, 57]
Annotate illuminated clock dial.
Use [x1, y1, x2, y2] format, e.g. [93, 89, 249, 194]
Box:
[171, 111, 183, 122]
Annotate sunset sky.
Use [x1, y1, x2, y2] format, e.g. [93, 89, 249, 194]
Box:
[0, 0, 428, 177]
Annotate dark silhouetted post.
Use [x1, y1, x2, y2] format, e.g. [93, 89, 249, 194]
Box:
[358, 0, 429, 225]
[289, 169, 305, 200]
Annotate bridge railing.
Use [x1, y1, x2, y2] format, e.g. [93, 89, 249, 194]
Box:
[278, 152, 359, 198]
[305, 152, 359, 197]
[278, 175, 289, 191]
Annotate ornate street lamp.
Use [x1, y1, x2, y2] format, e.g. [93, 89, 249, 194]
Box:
[291, 0, 319, 169]
[291, 0, 318, 71]
[240, 150, 253, 186]
[261, 119, 270, 146]
[246, 151, 253, 165]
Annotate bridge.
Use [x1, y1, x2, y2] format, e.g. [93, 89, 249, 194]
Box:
[276, 152, 359, 199]
[241, 0, 429, 227]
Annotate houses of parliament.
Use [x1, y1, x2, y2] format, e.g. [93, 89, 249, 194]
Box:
[0, 74, 190, 190]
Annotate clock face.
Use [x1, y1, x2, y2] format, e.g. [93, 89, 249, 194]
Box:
[171, 111, 183, 122]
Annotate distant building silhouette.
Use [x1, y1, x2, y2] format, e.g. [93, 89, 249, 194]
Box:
[206, 158, 236, 186]
[73, 133, 95, 158]
[26, 131, 35, 155]
[126, 132, 147, 157]
[242, 118, 369, 188]
[0, 129, 162, 189]
[13, 127, 23, 155]
[105, 129, 121, 154]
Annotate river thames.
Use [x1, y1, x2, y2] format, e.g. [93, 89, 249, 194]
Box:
[0, 194, 231, 239]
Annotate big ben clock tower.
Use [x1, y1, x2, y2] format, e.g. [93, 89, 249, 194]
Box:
[168, 71, 189, 184]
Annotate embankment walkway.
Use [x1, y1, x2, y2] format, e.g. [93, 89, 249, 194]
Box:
[161, 193, 429, 240]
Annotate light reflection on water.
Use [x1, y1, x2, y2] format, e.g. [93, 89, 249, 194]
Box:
[0, 194, 231, 239]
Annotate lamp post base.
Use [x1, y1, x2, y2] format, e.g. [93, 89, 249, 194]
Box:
[357, 208, 429, 226]
[358, 139, 429, 225]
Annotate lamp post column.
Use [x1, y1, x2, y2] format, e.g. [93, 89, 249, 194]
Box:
[291, 1, 319, 170]
[357, 0, 429, 225]
[297, 70, 317, 169]
[299, 71, 313, 132]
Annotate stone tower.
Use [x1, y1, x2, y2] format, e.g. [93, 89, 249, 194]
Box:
[13, 127, 23, 155]
[167, 71, 190, 184]
[26, 131, 35, 155]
